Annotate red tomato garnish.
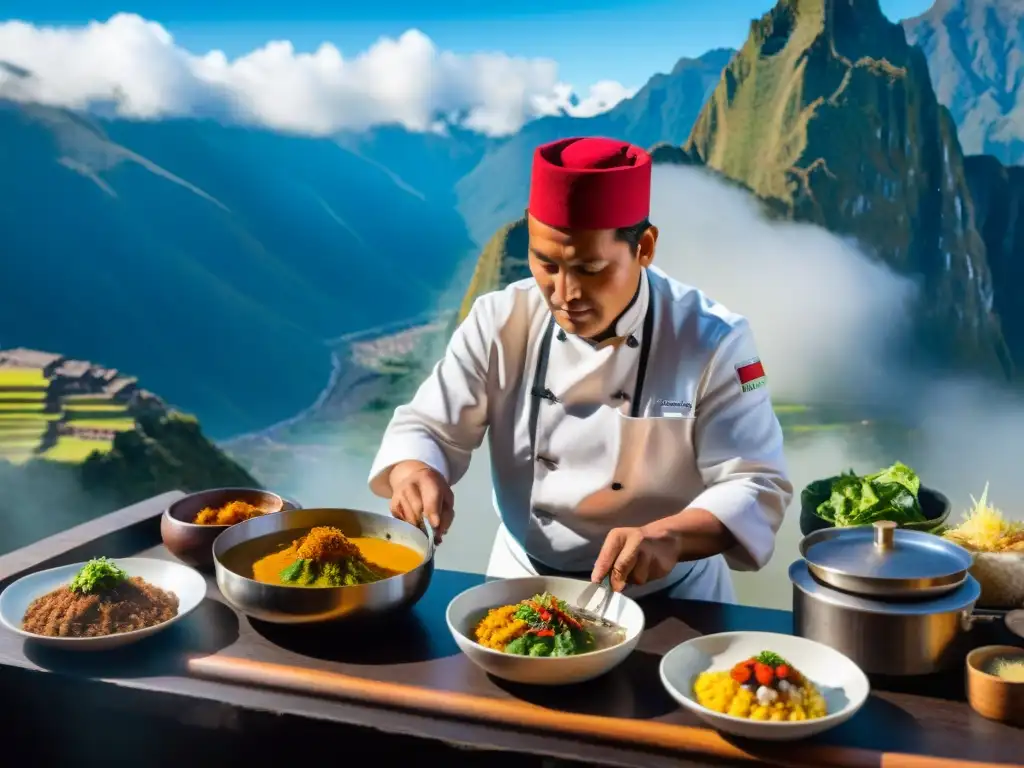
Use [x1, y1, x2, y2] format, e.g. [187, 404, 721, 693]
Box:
[754, 662, 775, 686]
[730, 665, 753, 684]
[775, 664, 791, 680]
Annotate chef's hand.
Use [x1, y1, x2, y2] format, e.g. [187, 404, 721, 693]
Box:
[591, 525, 683, 592]
[387, 461, 455, 544]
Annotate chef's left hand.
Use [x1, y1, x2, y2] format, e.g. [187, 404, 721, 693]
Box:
[591, 525, 683, 592]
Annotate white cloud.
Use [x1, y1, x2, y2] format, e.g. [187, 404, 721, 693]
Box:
[650, 164, 920, 405]
[0, 14, 634, 136]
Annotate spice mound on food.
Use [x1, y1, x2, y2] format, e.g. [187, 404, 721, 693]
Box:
[193, 500, 270, 526]
[21, 557, 180, 638]
[809, 461, 928, 528]
[693, 651, 827, 722]
[474, 592, 624, 657]
[262, 526, 386, 587]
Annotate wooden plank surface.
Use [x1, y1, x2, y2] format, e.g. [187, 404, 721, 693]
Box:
[0, 494, 1022, 768]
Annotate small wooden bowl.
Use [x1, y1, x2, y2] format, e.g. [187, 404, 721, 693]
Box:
[161, 488, 300, 570]
[966, 644, 1024, 727]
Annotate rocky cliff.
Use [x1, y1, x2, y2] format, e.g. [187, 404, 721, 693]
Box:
[681, 0, 1011, 378]
[964, 154, 1024, 366]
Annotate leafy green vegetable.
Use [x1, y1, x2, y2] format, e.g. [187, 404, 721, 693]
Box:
[502, 593, 598, 657]
[280, 556, 383, 587]
[814, 461, 927, 527]
[69, 557, 128, 595]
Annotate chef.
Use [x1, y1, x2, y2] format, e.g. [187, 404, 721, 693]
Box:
[367, 136, 792, 602]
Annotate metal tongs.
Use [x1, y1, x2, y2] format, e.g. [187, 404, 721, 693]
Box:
[574, 575, 623, 631]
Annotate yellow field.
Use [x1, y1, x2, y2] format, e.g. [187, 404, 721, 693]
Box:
[0, 411, 59, 421]
[0, 402, 46, 412]
[0, 393, 48, 403]
[0, 424, 48, 438]
[41, 436, 113, 462]
[64, 403, 128, 412]
[63, 417, 136, 431]
[0, 368, 49, 387]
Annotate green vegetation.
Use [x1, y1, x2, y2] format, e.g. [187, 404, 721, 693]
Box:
[680, 0, 1010, 378]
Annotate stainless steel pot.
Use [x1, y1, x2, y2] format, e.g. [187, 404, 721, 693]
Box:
[212, 507, 434, 624]
[799, 520, 973, 598]
[789, 559, 990, 676]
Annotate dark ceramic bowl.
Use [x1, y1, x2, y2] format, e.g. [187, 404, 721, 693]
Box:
[799, 478, 950, 537]
[161, 488, 300, 569]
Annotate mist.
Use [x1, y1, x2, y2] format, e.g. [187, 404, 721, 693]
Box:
[280, 163, 1024, 605]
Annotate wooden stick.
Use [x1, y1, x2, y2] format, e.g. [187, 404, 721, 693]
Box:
[188, 656, 1010, 768]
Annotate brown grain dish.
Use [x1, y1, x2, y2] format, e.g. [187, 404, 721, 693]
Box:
[22, 576, 179, 638]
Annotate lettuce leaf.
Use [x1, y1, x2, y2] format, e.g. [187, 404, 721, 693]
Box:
[815, 461, 927, 527]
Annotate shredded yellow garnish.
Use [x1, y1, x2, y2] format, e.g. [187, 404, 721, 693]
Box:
[474, 604, 529, 651]
[943, 484, 1024, 553]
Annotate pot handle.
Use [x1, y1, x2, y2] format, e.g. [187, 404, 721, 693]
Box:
[961, 611, 1002, 632]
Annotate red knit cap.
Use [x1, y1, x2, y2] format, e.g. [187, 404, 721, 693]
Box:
[528, 137, 652, 229]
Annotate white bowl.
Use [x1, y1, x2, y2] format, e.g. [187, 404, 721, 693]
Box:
[659, 631, 869, 741]
[0, 557, 208, 651]
[446, 575, 644, 686]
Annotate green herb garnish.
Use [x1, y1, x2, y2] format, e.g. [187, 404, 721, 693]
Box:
[68, 557, 128, 595]
[755, 651, 787, 666]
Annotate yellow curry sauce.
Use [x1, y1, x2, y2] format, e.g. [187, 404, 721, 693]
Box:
[244, 534, 423, 587]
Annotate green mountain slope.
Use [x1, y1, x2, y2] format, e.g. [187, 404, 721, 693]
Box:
[903, 0, 1024, 165]
[0, 97, 475, 438]
[681, 0, 1011, 378]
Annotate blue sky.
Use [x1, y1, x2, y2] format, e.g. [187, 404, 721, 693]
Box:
[6, 0, 937, 87]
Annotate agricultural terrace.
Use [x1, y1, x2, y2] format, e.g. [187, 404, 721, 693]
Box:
[0, 348, 146, 465]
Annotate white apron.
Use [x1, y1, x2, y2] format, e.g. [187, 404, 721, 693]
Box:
[368, 267, 792, 605]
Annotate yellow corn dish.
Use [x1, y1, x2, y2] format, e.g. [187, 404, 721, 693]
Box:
[693, 670, 828, 722]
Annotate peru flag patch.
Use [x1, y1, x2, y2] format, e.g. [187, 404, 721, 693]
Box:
[736, 357, 767, 393]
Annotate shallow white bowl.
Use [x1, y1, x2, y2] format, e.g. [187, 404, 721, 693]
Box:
[0, 557, 208, 651]
[659, 631, 870, 741]
[446, 575, 644, 686]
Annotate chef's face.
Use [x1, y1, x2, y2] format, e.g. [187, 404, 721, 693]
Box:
[527, 214, 658, 339]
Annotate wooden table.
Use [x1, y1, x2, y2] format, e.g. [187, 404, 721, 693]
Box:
[0, 492, 1021, 768]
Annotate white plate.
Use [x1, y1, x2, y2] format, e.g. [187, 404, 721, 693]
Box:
[446, 575, 644, 686]
[0, 557, 208, 651]
[659, 631, 870, 741]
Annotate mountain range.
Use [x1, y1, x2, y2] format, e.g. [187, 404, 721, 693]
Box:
[903, 0, 1024, 165]
[0, 91, 476, 438]
[1, 0, 1023, 446]
[454, 0, 1023, 384]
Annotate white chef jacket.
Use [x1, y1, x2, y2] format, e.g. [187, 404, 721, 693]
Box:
[368, 266, 793, 603]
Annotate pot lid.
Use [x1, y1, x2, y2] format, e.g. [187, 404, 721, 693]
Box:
[801, 521, 973, 583]
[789, 560, 980, 615]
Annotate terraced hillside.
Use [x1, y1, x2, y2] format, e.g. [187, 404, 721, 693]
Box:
[0, 347, 259, 554]
[0, 349, 146, 464]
